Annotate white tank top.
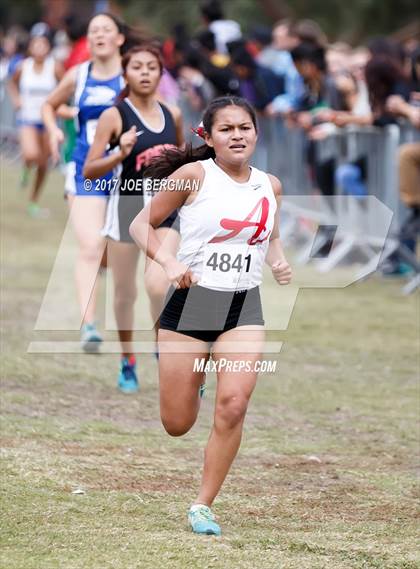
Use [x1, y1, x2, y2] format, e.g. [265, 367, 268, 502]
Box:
[19, 57, 57, 123]
[177, 158, 277, 291]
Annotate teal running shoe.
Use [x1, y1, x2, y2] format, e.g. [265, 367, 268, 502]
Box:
[118, 356, 139, 393]
[27, 202, 50, 219]
[188, 505, 221, 536]
[199, 382, 206, 398]
[80, 322, 102, 353]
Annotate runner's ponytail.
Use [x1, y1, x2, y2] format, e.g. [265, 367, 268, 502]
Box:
[145, 143, 215, 179]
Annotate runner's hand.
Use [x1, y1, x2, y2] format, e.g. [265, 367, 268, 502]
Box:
[272, 260, 292, 285]
[120, 126, 137, 158]
[49, 126, 64, 164]
[163, 258, 198, 289]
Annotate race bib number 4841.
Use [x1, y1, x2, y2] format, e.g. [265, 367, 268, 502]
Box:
[200, 243, 257, 289]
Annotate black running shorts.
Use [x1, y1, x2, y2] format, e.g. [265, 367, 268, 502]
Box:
[159, 285, 264, 343]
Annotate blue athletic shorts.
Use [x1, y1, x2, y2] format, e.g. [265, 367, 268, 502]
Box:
[18, 120, 45, 131]
[64, 161, 111, 198]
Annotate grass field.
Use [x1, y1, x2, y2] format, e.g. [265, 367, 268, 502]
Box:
[1, 162, 419, 569]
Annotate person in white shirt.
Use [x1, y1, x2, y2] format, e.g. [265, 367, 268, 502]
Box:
[9, 23, 63, 217]
[130, 95, 292, 536]
[200, 0, 241, 55]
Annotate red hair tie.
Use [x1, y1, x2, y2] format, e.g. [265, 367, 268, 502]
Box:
[191, 122, 205, 140]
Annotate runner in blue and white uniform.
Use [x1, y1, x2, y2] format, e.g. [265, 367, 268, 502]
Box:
[129, 96, 292, 536]
[66, 58, 124, 198]
[42, 13, 131, 352]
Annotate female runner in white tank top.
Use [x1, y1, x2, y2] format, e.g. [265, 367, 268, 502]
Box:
[9, 24, 63, 217]
[129, 96, 292, 536]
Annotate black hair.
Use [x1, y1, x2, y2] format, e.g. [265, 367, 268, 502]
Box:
[249, 25, 272, 48]
[226, 39, 246, 55]
[230, 45, 256, 71]
[367, 37, 403, 61]
[64, 14, 88, 42]
[117, 42, 163, 101]
[411, 47, 420, 87]
[145, 96, 258, 179]
[291, 41, 326, 72]
[365, 54, 407, 112]
[200, 0, 224, 22]
[89, 12, 146, 55]
[195, 29, 216, 52]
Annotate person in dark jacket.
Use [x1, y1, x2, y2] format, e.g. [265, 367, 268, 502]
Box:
[228, 43, 284, 111]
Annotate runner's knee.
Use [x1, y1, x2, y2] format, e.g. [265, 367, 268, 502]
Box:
[161, 414, 195, 437]
[214, 394, 249, 431]
[145, 278, 169, 303]
[79, 239, 104, 265]
[114, 282, 137, 310]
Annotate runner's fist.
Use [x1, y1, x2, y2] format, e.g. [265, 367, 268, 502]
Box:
[120, 126, 137, 158]
[163, 258, 198, 289]
[272, 260, 292, 285]
[49, 126, 65, 164]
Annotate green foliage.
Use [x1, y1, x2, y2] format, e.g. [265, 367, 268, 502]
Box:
[120, 0, 418, 44]
[0, 0, 417, 45]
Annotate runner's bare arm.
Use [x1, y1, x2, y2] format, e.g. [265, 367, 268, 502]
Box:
[265, 174, 292, 284]
[54, 60, 65, 82]
[129, 161, 203, 265]
[42, 66, 78, 162]
[42, 66, 77, 131]
[83, 107, 123, 179]
[8, 65, 22, 109]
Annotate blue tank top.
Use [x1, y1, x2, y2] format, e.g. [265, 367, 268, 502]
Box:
[72, 61, 124, 166]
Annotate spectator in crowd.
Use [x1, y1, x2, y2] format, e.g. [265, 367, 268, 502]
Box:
[408, 46, 420, 93]
[173, 41, 217, 111]
[382, 95, 420, 275]
[347, 47, 371, 116]
[258, 20, 304, 115]
[293, 19, 328, 47]
[63, 14, 90, 70]
[176, 36, 240, 109]
[367, 36, 404, 63]
[288, 41, 349, 144]
[247, 24, 272, 57]
[200, 0, 242, 55]
[326, 42, 352, 77]
[365, 54, 410, 126]
[229, 42, 283, 111]
[194, 29, 230, 68]
[1, 26, 28, 79]
[325, 42, 361, 111]
[192, 29, 239, 94]
[288, 40, 364, 253]
[327, 46, 372, 198]
[161, 23, 190, 78]
[158, 67, 181, 106]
